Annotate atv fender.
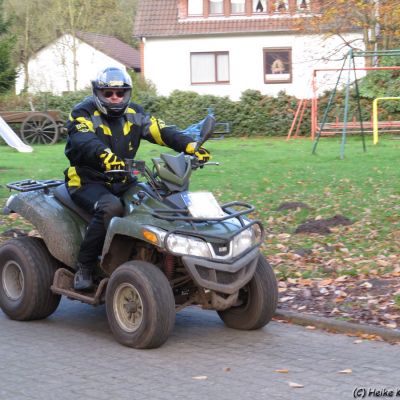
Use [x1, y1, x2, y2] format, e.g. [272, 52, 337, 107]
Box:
[6, 191, 86, 268]
[101, 216, 146, 275]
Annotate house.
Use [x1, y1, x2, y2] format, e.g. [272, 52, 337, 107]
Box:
[16, 32, 141, 95]
[134, 0, 365, 100]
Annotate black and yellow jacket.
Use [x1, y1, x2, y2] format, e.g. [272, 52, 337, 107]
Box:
[64, 96, 192, 193]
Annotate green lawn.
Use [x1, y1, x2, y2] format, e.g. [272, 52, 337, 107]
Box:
[1, 135, 399, 280]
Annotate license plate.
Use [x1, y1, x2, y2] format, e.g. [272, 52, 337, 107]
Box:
[183, 192, 225, 218]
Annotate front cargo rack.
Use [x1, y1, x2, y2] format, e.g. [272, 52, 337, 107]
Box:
[152, 201, 255, 224]
[7, 179, 63, 192]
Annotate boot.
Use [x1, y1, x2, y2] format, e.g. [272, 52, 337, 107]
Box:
[74, 263, 94, 291]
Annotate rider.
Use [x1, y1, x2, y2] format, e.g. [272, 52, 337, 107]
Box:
[64, 66, 211, 291]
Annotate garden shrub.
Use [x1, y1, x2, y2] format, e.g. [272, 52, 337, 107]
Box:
[2, 61, 400, 138]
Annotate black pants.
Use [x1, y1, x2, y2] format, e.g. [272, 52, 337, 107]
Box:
[71, 184, 124, 268]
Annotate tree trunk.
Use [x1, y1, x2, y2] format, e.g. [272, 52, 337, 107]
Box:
[22, 5, 30, 92]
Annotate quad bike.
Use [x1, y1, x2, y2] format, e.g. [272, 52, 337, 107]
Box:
[0, 116, 278, 349]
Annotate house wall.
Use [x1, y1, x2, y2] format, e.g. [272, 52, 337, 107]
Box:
[16, 35, 127, 95]
[142, 33, 365, 100]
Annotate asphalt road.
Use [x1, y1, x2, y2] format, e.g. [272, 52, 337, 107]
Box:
[1, 299, 399, 400]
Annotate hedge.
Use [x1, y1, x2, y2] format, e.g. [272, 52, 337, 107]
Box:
[1, 68, 400, 138]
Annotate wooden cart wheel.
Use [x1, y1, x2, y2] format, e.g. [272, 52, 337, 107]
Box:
[20, 113, 59, 145]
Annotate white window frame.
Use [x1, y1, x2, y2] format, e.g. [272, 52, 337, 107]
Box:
[188, 0, 204, 15]
[231, 0, 246, 14]
[209, 0, 224, 14]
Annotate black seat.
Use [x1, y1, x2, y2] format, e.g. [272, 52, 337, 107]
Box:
[53, 184, 92, 223]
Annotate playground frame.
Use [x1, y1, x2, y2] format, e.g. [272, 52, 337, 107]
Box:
[310, 49, 400, 158]
[311, 66, 400, 140]
[372, 97, 400, 144]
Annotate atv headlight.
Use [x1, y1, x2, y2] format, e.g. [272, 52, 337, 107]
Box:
[232, 224, 262, 258]
[166, 234, 212, 258]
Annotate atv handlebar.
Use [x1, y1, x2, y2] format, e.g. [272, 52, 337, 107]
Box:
[189, 156, 219, 170]
[202, 161, 219, 166]
[105, 158, 219, 175]
[105, 115, 218, 191]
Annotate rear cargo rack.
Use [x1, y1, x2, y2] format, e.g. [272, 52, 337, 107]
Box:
[152, 201, 255, 224]
[7, 179, 63, 193]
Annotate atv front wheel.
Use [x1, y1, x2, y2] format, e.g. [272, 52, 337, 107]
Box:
[0, 237, 61, 320]
[217, 255, 278, 330]
[106, 261, 175, 349]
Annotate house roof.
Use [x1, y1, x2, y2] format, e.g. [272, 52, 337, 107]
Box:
[76, 31, 140, 70]
[134, 0, 311, 38]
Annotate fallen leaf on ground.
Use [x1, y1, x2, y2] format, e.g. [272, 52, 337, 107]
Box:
[274, 369, 289, 373]
[338, 369, 352, 374]
[192, 376, 208, 380]
[288, 382, 304, 388]
[360, 281, 373, 288]
[279, 296, 294, 302]
[318, 279, 333, 287]
[360, 334, 383, 341]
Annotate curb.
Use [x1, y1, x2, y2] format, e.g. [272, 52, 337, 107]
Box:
[275, 309, 400, 343]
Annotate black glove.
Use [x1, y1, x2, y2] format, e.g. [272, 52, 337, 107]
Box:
[99, 149, 125, 171]
[185, 142, 211, 163]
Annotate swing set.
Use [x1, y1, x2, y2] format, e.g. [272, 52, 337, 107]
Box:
[287, 49, 400, 158]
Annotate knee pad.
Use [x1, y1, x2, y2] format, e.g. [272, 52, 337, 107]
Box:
[94, 194, 123, 228]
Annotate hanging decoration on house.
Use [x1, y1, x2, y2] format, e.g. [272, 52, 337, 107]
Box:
[277, 1, 287, 11]
[299, 0, 308, 10]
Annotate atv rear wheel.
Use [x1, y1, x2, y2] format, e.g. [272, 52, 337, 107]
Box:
[106, 261, 175, 349]
[0, 237, 61, 320]
[217, 255, 278, 330]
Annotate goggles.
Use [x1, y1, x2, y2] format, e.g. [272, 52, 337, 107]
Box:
[101, 89, 126, 98]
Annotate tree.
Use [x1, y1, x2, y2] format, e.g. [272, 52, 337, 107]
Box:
[112, 0, 138, 45]
[298, 0, 400, 64]
[47, 0, 137, 90]
[358, 55, 400, 109]
[0, 0, 16, 93]
[5, 0, 138, 92]
[4, 0, 54, 93]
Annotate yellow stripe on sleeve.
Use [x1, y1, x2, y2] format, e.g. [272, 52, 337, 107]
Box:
[92, 111, 112, 135]
[149, 116, 165, 146]
[75, 117, 94, 132]
[99, 124, 112, 136]
[67, 167, 81, 188]
[123, 120, 133, 135]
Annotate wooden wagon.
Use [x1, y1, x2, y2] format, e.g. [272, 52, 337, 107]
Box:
[0, 110, 65, 145]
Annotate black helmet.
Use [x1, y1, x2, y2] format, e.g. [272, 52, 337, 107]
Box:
[91, 67, 132, 117]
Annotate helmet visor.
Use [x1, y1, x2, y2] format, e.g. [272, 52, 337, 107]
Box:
[96, 88, 132, 104]
[95, 68, 132, 89]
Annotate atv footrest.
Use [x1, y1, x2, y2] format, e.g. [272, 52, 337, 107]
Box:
[51, 268, 108, 305]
